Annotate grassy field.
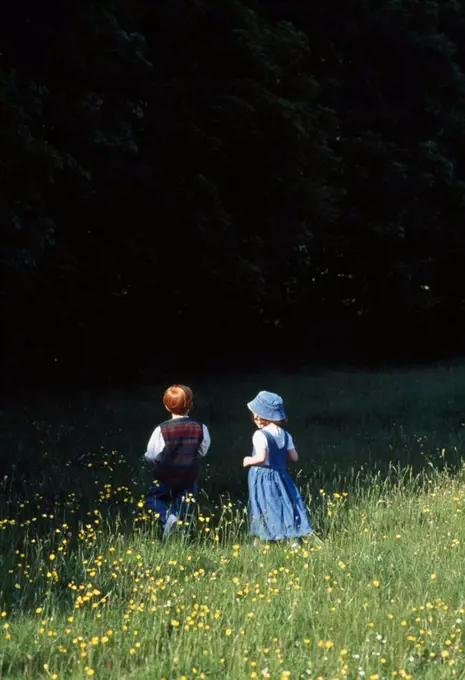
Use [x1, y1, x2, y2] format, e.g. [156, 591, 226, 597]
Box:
[1, 364, 465, 679]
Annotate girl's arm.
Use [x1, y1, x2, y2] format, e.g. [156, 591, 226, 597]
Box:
[243, 448, 267, 468]
[287, 448, 298, 463]
[285, 431, 298, 462]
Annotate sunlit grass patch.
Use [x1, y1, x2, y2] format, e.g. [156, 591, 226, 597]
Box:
[1, 364, 465, 678]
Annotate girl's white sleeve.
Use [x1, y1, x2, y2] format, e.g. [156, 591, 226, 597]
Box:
[199, 425, 211, 456]
[144, 426, 165, 461]
[286, 432, 296, 449]
[252, 430, 268, 450]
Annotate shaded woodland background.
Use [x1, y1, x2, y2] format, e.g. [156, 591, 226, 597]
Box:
[2, 0, 465, 391]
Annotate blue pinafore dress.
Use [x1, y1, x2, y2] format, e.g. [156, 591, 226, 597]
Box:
[248, 429, 312, 541]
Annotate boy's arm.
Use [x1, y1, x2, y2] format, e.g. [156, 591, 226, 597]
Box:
[199, 425, 211, 456]
[144, 426, 164, 462]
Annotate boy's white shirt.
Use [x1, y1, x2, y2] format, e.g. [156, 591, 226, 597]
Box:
[144, 414, 211, 462]
[252, 423, 295, 452]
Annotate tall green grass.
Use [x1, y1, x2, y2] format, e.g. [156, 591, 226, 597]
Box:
[1, 363, 465, 678]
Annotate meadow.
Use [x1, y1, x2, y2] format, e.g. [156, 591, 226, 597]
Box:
[1, 364, 465, 679]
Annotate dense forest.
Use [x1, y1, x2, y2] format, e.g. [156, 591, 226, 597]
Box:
[2, 0, 465, 389]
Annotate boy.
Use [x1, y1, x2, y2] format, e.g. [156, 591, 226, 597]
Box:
[144, 384, 210, 538]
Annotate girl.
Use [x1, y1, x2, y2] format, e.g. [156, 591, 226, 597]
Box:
[243, 390, 312, 542]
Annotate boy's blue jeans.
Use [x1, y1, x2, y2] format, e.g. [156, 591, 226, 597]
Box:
[145, 480, 197, 538]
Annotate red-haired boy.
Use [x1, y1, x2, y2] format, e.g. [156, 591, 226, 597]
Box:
[144, 384, 210, 537]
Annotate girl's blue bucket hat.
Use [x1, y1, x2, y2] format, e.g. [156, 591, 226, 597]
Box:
[247, 391, 286, 422]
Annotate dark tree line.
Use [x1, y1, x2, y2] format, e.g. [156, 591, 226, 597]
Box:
[1, 0, 465, 390]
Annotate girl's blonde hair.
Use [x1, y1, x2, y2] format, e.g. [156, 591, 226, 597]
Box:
[251, 413, 287, 427]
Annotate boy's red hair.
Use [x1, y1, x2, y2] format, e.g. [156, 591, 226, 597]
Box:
[163, 384, 193, 415]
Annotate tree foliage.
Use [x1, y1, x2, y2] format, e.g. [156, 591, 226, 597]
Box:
[1, 0, 465, 388]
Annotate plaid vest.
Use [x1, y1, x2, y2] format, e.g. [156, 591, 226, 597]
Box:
[154, 417, 204, 487]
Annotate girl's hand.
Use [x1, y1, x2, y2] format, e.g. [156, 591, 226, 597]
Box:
[243, 457, 251, 468]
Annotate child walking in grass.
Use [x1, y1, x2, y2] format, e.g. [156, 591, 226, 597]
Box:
[243, 390, 312, 542]
[144, 384, 210, 538]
